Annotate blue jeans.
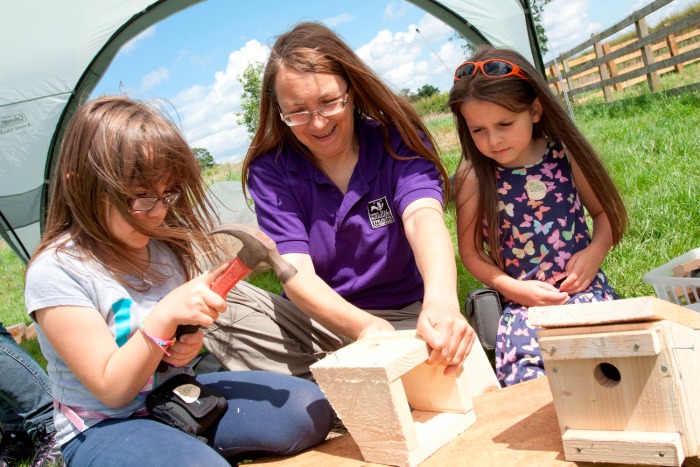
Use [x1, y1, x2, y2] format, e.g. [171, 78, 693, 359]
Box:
[61, 370, 333, 466]
[0, 322, 55, 441]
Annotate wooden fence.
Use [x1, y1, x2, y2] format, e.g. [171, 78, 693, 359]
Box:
[545, 0, 700, 103]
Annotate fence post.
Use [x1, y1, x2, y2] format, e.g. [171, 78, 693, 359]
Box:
[601, 43, 623, 91]
[664, 23, 684, 73]
[549, 63, 563, 94]
[635, 17, 661, 92]
[561, 58, 576, 104]
[594, 41, 612, 101]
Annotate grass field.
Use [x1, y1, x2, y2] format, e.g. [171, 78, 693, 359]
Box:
[1, 88, 699, 361]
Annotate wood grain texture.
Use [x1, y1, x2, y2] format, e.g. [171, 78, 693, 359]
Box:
[529, 296, 700, 330]
[253, 377, 700, 466]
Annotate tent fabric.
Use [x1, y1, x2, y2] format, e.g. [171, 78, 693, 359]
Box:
[0, 0, 541, 264]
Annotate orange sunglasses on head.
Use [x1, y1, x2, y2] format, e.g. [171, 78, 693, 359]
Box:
[453, 59, 529, 82]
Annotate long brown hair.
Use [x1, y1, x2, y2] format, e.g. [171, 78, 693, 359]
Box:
[449, 45, 627, 266]
[29, 96, 223, 286]
[242, 21, 450, 201]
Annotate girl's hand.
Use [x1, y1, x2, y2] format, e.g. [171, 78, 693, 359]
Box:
[417, 300, 475, 376]
[509, 280, 569, 307]
[163, 329, 205, 367]
[146, 262, 229, 339]
[559, 246, 605, 294]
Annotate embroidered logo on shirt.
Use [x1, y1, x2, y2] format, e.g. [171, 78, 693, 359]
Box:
[367, 196, 395, 229]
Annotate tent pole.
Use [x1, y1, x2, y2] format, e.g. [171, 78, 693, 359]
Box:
[520, 0, 547, 77]
[0, 210, 30, 262]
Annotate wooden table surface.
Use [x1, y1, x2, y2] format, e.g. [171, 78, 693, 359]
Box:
[251, 376, 700, 467]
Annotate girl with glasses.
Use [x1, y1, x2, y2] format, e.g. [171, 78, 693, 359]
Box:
[204, 21, 476, 381]
[24, 96, 332, 465]
[449, 45, 627, 387]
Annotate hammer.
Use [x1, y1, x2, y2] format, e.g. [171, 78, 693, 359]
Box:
[175, 223, 297, 337]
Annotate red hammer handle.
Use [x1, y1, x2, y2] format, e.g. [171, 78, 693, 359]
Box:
[176, 257, 251, 338]
[210, 257, 252, 297]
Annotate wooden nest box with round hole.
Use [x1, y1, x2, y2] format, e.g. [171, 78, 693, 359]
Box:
[530, 297, 700, 466]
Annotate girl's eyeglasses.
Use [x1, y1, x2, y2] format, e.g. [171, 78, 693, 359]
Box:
[453, 59, 529, 82]
[128, 186, 182, 212]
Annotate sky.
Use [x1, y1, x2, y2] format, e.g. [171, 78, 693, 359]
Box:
[92, 0, 697, 164]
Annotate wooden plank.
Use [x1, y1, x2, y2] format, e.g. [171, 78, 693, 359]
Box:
[673, 259, 700, 278]
[542, 346, 687, 438]
[311, 330, 429, 381]
[539, 329, 661, 360]
[310, 331, 497, 466]
[402, 362, 472, 413]
[252, 376, 700, 466]
[568, 47, 700, 96]
[6, 322, 26, 344]
[529, 296, 700, 330]
[562, 430, 683, 466]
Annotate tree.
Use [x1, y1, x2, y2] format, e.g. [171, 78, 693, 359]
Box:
[530, 0, 553, 55]
[235, 61, 264, 140]
[192, 147, 216, 170]
[415, 84, 439, 100]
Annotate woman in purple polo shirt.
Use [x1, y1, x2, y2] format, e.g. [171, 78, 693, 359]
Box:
[204, 21, 475, 380]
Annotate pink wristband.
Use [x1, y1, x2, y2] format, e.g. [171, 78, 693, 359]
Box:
[138, 318, 176, 356]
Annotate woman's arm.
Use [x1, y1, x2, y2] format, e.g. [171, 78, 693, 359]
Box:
[402, 197, 474, 374]
[281, 253, 394, 341]
[558, 158, 614, 294]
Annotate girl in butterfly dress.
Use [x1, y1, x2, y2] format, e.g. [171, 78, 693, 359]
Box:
[449, 45, 627, 387]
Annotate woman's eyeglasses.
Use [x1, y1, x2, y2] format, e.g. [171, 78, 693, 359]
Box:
[128, 186, 182, 212]
[279, 90, 349, 127]
[453, 59, 528, 82]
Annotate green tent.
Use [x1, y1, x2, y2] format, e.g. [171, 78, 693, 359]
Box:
[0, 0, 543, 263]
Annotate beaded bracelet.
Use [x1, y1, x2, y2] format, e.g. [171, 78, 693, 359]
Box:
[138, 318, 176, 356]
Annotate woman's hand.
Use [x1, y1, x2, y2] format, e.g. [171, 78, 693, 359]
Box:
[356, 316, 395, 341]
[417, 300, 475, 376]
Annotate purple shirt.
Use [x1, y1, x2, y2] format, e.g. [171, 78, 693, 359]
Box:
[248, 119, 443, 309]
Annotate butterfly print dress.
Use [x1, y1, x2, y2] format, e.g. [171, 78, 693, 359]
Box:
[488, 140, 619, 387]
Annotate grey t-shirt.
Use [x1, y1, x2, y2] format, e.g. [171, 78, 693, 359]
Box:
[25, 239, 192, 447]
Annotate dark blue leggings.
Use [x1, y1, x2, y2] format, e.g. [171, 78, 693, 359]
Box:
[61, 371, 333, 466]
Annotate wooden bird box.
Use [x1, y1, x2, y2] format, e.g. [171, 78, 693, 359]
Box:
[310, 330, 499, 467]
[529, 297, 700, 466]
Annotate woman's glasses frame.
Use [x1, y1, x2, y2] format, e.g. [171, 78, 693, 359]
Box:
[279, 87, 350, 127]
[453, 59, 529, 82]
[128, 186, 182, 212]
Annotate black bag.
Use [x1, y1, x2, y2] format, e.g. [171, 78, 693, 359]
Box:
[146, 373, 227, 442]
[464, 288, 503, 351]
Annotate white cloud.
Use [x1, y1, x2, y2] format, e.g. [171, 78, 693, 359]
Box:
[322, 13, 353, 28]
[356, 14, 455, 92]
[172, 40, 270, 164]
[542, 0, 603, 61]
[140, 67, 169, 92]
[168, 13, 460, 163]
[384, 2, 408, 19]
[121, 26, 156, 54]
